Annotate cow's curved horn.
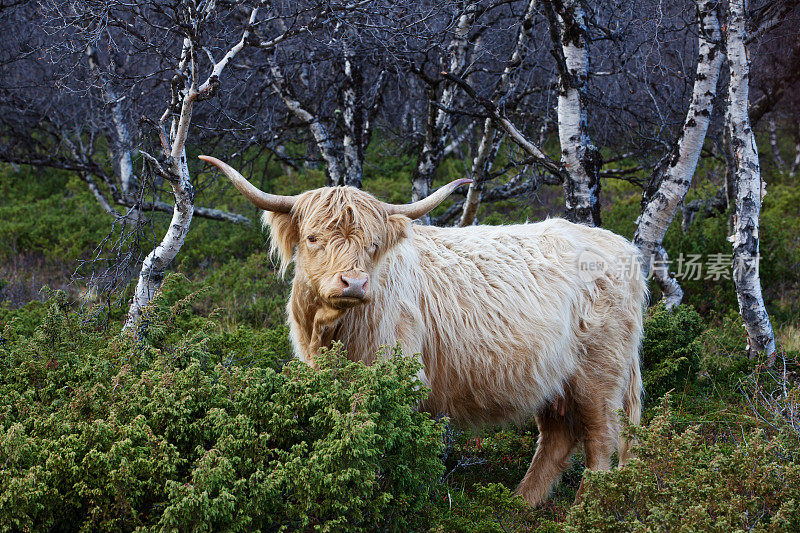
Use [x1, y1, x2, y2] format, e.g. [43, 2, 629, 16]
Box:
[384, 178, 473, 220]
[198, 155, 297, 213]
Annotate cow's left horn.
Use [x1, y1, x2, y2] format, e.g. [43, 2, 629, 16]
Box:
[199, 155, 298, 213]
[384, 178, 472, 220]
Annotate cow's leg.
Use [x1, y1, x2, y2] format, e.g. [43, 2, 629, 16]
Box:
[574, 392, 619, 504]
[515, 404, 579, 507]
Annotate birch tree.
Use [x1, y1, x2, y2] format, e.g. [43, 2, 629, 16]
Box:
[254, 3, 399, 189]
[767, 116, 786, 171]
[724, 0, 776, 359]
[544, 0, 602, 226]
[410, 4, 476, 224]
[86, 46, 137, 197]
[632, 0, 724, 309]
[458, 0, 538, 227]
[791, 125, 800, 177]
[126, 6, 259, 330]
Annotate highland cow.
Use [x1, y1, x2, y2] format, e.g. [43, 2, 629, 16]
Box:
[200, 155, 646, 506]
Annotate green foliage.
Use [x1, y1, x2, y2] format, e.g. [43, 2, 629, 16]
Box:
[0, 280, 445, 532]
[760, 183, 800, 319]
[698, 310, 758, 384]
[0, 168, 110, 262]
[172, 253, 290, 329]
[4, 135, 800, 531]
[176, 216, 266, 272]
[564, 396, 800, 532]
[642, 305, 703, 404]
[436, 483, 539, 533]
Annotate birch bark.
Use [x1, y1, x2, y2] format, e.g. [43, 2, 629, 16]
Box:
[725, 0, 776, 359]
[458, 0, 536, 227]
[411, 5, 475, 224]
[791, 127, 800, 176]
[86, 46, 137, 196]
[125, 8, 256, 331]
[458, 118, 498, 227]
[546, 0, 602, 226]
[267, 58, 344, 186]
[632, 1, 724, 309]
[768, 116, 786, 171]
[340, 41, 364, 188]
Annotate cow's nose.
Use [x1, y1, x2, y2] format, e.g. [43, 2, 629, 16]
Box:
[340, 274, 369, 299]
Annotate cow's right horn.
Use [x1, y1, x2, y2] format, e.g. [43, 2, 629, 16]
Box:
[383, 178, 473, 220]
[199, 155, 297, 213]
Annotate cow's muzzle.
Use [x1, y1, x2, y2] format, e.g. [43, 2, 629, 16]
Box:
[330, 273, 369, 307]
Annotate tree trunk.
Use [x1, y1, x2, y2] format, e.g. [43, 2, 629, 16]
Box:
[633, 1, 724, 309]
[86, 46, 137, 197]
[725, 0, 776, 360]
[546, 0, 602, 226]
[791, 125, 800, 177]
[340, 41, 364, 188]
[126, 149, 194, 329]
[124, 9, 255, 330]
[411, 5, 474, 224]
[457, 0, 536, 227]
[458, 118, 500, 226]
[268, 58, 344, 187]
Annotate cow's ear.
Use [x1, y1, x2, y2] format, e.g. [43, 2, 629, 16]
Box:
[386, 213, 411, 249]
[261, 211, 298, 276]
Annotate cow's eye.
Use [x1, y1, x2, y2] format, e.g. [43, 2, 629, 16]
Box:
[307, 235, 317, 243]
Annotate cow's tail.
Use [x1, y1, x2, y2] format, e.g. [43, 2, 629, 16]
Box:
[618, 256, 646, 467]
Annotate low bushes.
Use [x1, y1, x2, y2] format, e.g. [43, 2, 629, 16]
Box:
[565, 396, 800, 532]
[641, 304, 704, 405]
[0, 279, 445, 532]
[3, 276, 799, 531]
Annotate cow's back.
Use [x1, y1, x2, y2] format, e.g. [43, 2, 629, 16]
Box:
[338, 218, 645, 425]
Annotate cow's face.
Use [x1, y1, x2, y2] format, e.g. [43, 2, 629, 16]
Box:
[196, 155, 470, 310]
[264, 187, 410, 309]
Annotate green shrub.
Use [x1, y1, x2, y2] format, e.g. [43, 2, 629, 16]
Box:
[435, 483, 539, 533]
[760, 183, 800, 319]
[564, 396, 800, 532]
[195, 253, 290, 329]
[0, 281, 445, 532]
[697, 310, 758, 384]
[0, 169, 110, 262]
[642, 304, 704, 404]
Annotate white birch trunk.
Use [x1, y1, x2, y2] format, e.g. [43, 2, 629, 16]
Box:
[549, 0, 601, 226]
[86, 46, 137, 196]
[125, 9, 255, 330]
[458, 118, 497, 227]
[411, 6, 474, 223]
[441, 122, 476, 158]
[267, 59, 344, 186]
[458, 0, 536, 227]
[83, 174, 117, 215]
[274, 145, 294, 178]
[725, 0, 776, 359]
[633, 1, 724, 309]
[791, 131, 800, 176]
[125, 148, 194, 330]
[109, 92, 136, 196]
[340, 42, 363, 188]
[125, 84, 197, 330]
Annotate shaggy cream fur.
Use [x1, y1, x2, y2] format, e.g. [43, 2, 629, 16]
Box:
[260, 185, 646, 507]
